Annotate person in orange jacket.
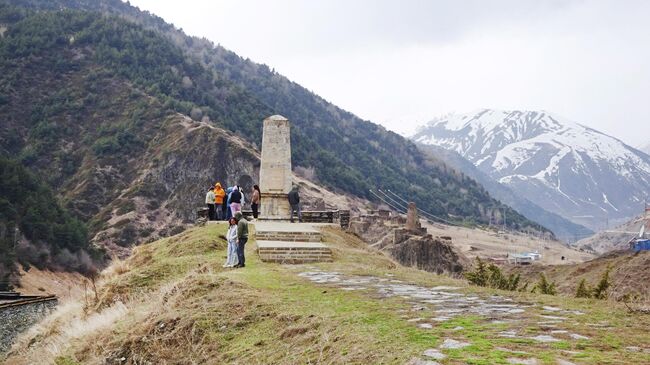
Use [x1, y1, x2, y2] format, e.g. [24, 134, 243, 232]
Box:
[214, 182, 226, 220]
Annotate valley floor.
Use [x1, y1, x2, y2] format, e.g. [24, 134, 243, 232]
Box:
[422, 222, 595, 265]
[4, 224, 649, 364]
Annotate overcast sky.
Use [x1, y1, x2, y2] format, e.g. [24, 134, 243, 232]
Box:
[128, 0, 650, 147]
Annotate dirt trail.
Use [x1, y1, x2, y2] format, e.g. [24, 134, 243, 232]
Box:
[16, 267, 86, 302]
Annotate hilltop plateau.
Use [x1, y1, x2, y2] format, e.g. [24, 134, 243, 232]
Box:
[5, 224, 650, 364]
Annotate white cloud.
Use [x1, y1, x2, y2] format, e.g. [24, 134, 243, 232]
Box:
[127, 0, 650, 145]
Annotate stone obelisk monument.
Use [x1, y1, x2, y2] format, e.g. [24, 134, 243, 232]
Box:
[259, 115, 292, 219]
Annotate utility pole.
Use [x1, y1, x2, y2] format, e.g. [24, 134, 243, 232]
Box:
[641, 196, 650, 238]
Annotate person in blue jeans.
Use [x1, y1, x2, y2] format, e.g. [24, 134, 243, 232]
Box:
[225, 186, 233, 221]
[234, 212, 248, 268]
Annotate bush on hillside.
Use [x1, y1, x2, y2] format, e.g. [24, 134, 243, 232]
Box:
[465, 257, 522, 291]
[592, 267, 612, 300]
[532, 273, 557, 295]
[575, 278, 592, 298]
[574, 267, 612, 300]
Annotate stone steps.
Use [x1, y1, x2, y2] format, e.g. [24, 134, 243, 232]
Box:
[254, 223, 329, 264]
[257, 240, 332, 263]
[255, 231, 322, 242]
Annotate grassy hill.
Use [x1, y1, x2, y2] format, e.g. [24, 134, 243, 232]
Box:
[5, 224, 649, 364]
[0, 0, 552, 242]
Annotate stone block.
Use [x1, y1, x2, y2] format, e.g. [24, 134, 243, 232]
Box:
[394, 228, 411, 245]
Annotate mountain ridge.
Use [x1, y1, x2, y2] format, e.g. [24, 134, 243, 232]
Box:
[641, 142, 650, 155]
[417, 143, 593, 242]
[0, 0, 553, 265]
[412, 109, 650, 232]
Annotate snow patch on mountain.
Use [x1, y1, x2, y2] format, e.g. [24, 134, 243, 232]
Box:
[413, 109, 650, 232]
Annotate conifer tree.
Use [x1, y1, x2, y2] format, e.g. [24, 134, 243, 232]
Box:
[593, 268, 611, 300]
[575, 278, 592, 298]
[465, 257, 488, 287]
[534, 273, 557, 295]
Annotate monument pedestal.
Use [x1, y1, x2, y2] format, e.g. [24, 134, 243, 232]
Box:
[259, 192, 291, 220]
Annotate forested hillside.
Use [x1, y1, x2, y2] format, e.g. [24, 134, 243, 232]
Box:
[0, 158, 99, 290]
[0, 0, 552, 251]
[0, 2, 266, 258]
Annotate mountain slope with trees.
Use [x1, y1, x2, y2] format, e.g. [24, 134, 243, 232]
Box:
[0, 0, 552, 256]
[0, 158, 100, 290]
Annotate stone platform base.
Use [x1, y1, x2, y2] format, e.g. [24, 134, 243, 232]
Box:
[257, 241, 333, 263]
[254, 222, 322, 242]
[259, 192, 291, 220]
[254, 222, 332, 263]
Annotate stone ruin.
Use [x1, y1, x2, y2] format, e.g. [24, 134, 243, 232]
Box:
[348, 202, 469, 276]
[406, 202, 424, 232]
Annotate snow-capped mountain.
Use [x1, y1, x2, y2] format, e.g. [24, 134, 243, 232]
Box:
[419, 143, 594, 242]
[412, 109, 650, 232]
[641, 142, 650, 155]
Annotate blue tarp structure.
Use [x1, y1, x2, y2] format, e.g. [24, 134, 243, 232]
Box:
[632, 239, 650, 252]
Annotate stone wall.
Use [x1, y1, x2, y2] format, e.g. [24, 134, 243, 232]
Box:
[0, 299, 57, 353]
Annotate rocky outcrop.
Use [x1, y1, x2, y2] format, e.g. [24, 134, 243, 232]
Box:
[88, 115, 262, 257]
[389, 230, 466, 275]
[349, 211, 469, 276]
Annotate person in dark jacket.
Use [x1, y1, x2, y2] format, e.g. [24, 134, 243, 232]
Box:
[234, 212, 248, 267]
[230, 186, 242, 214]
[287, 185, 302, 223]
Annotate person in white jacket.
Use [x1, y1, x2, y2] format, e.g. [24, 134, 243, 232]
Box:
[223, 218, 239, 268]
[239, 185, 246, 207]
